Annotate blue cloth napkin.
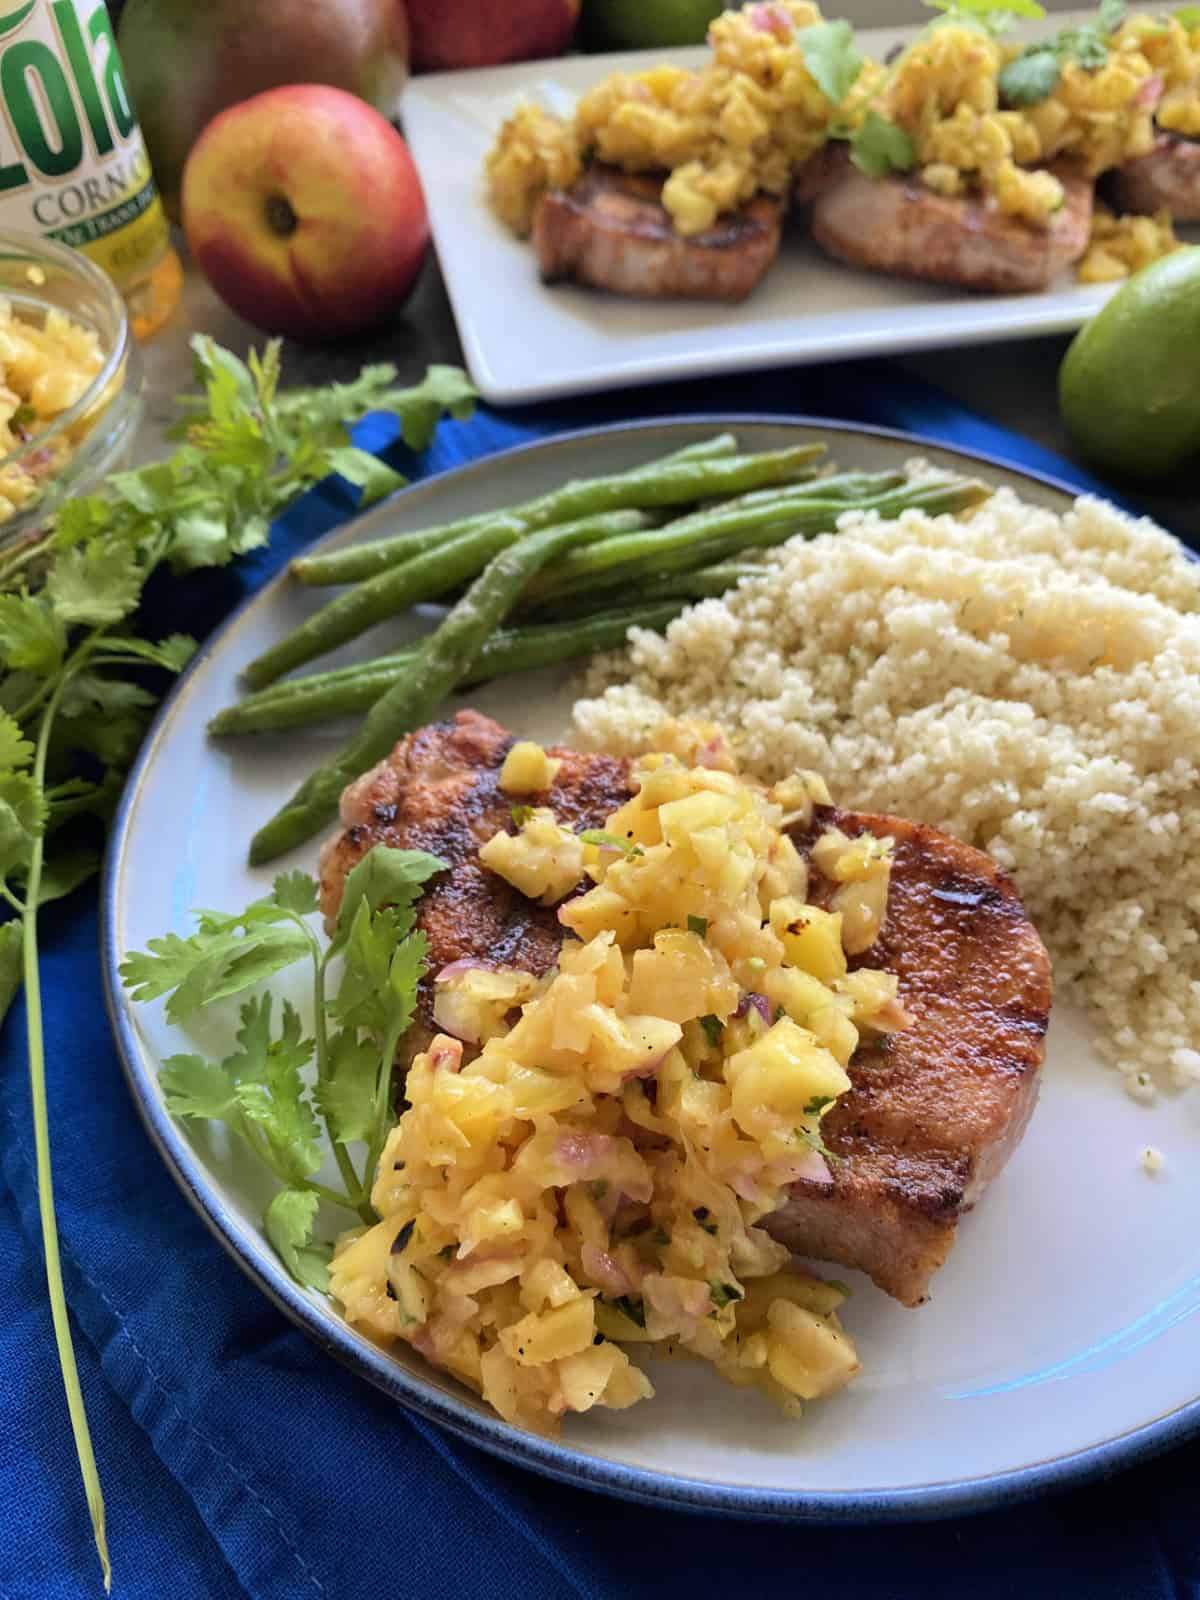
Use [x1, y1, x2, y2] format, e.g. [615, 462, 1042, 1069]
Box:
[2, 361, 1197, 1600]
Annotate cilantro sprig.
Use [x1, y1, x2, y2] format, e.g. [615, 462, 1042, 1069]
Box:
[998, 0, 1126, 106]
[123, 844, 446, 1258]
[0, 335, 472, 1588]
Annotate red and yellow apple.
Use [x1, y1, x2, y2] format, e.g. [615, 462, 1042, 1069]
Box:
[119, 0, 411, 221]
[405, 0, 579, 71]
[181, 85, 429, 342]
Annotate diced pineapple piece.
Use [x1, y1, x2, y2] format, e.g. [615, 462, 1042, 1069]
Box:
[768, 771, 832, 830]
[725, 1016, 851, 1139]
[832, 874, 889, 954]
[479, 1344, 522, 1422]
[432, 964, 537, 1044]
[648, 717, 737, 772]
[328, 1218, 408, 1342]
[521, 1258, 580, 1312]
[558, 883, 638, 944]
[634, 760, 694, 810]
[602, 1349, 656, 1406]
[738, 1270, 848, 1323]
[479, 808, 585, 905]
[627, 930, 738, 1023]
[658, 788, 740, 847]
[812, 828, 893, 884]
[764, 966, 859, 1066]
[556, 1342, 623, 1412]
[771, 899, 848, 982]
[603, 794, 663, 851]
[759, 831, 809, 905]
[765, 1300, 860, 1399]
[500, 1294, 596, 1365]
[584, 1008, 682, 1081]
[466, 1198, 524, 1246]
[499, 739, 562, 794]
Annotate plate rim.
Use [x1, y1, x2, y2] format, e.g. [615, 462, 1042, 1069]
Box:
[101, 413, 1200, 1521]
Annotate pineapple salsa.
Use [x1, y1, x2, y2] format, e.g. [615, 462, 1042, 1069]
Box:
[330, 725, 909, 1434]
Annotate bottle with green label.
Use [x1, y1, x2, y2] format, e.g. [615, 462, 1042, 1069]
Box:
[0, 0, 181, 336]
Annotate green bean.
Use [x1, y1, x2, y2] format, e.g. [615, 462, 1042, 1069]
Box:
[523, 482, 854, 603]
[242, 506, 652, 690]
[530, 477, 992, 606]
[288, 433, 737, 588]
[248, 515, 641, 864]
[289, 437, 813, 588]
[528, 560, 767, 621]
[210, 601, 685, 736]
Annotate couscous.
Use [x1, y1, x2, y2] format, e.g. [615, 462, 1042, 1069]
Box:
[575, 485, 1200, 1105]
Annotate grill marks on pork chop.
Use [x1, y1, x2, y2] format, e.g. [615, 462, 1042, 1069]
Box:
[809, 148, 1093, 293]
[766, 806, 1052, 1305]
[318, 714, 1051, 1307]
[318, 710, 631, 1059]
[532, 166, 784, 301]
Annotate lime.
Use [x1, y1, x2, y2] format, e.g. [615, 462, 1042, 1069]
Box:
[1059, 246, 1200, 481]
[579, 0, 725, 50]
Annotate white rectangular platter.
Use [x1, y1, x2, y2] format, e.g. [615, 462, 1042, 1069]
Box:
[402, 13, 1152, 404]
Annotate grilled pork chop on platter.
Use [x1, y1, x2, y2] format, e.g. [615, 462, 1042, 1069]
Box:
[810, 148, 1094, 294]
[1106, 132, 1200, 221]
[531, 166, 784, 301]
[319, 709, 1052, 1308]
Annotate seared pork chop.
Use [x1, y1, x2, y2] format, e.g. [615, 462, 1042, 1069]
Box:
[1107, 131, 1200, 221]
[811, 148, 1093, 292]
[532, 165, 784, 301]
[319, 710, 630, 1062]
[319, 710, 1051, 1306]
[767, 806, 1051, 1305]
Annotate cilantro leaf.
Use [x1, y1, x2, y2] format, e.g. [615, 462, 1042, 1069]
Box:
[998, 48, 1061, 104]
[510, 803, 534, 826]
[272, 870, 319, 917]
[803, 1093, 837, 1117]
[0, 771, 46, 878]
[265, 1189, 331, 1292]
[44, 541, 143, 626]
[699, 1014, 724, 1048]
[233, 997, 322, 1182]
[326, 446, 407, 509]
[601, 1294, 646, 1328]
[1176, 2, 1200, 22]
[0, 711, 33, 770]
[33, 846, 100, 905]
[999, 1, 1126, 104]
[709, 1281, 744, 1310]
[383, 929, 428, 1046]
[0, 919, 21, 1027]
[799, 19, 864, 105]
[849, 111, 915, 179]
[119, 919, 312, 1023]
[328, 888, 429, 1041]
[332, 844, 446, 950]
[687, 914, 709, 937]
[160, 1052, 239, 1120]
[101, 633, 197, 673]
[0, 594, 66, 673]
[315, 1030, 380, 1144]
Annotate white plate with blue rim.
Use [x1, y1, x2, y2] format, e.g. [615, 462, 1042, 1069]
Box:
[103, 418, 1200, 1519]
